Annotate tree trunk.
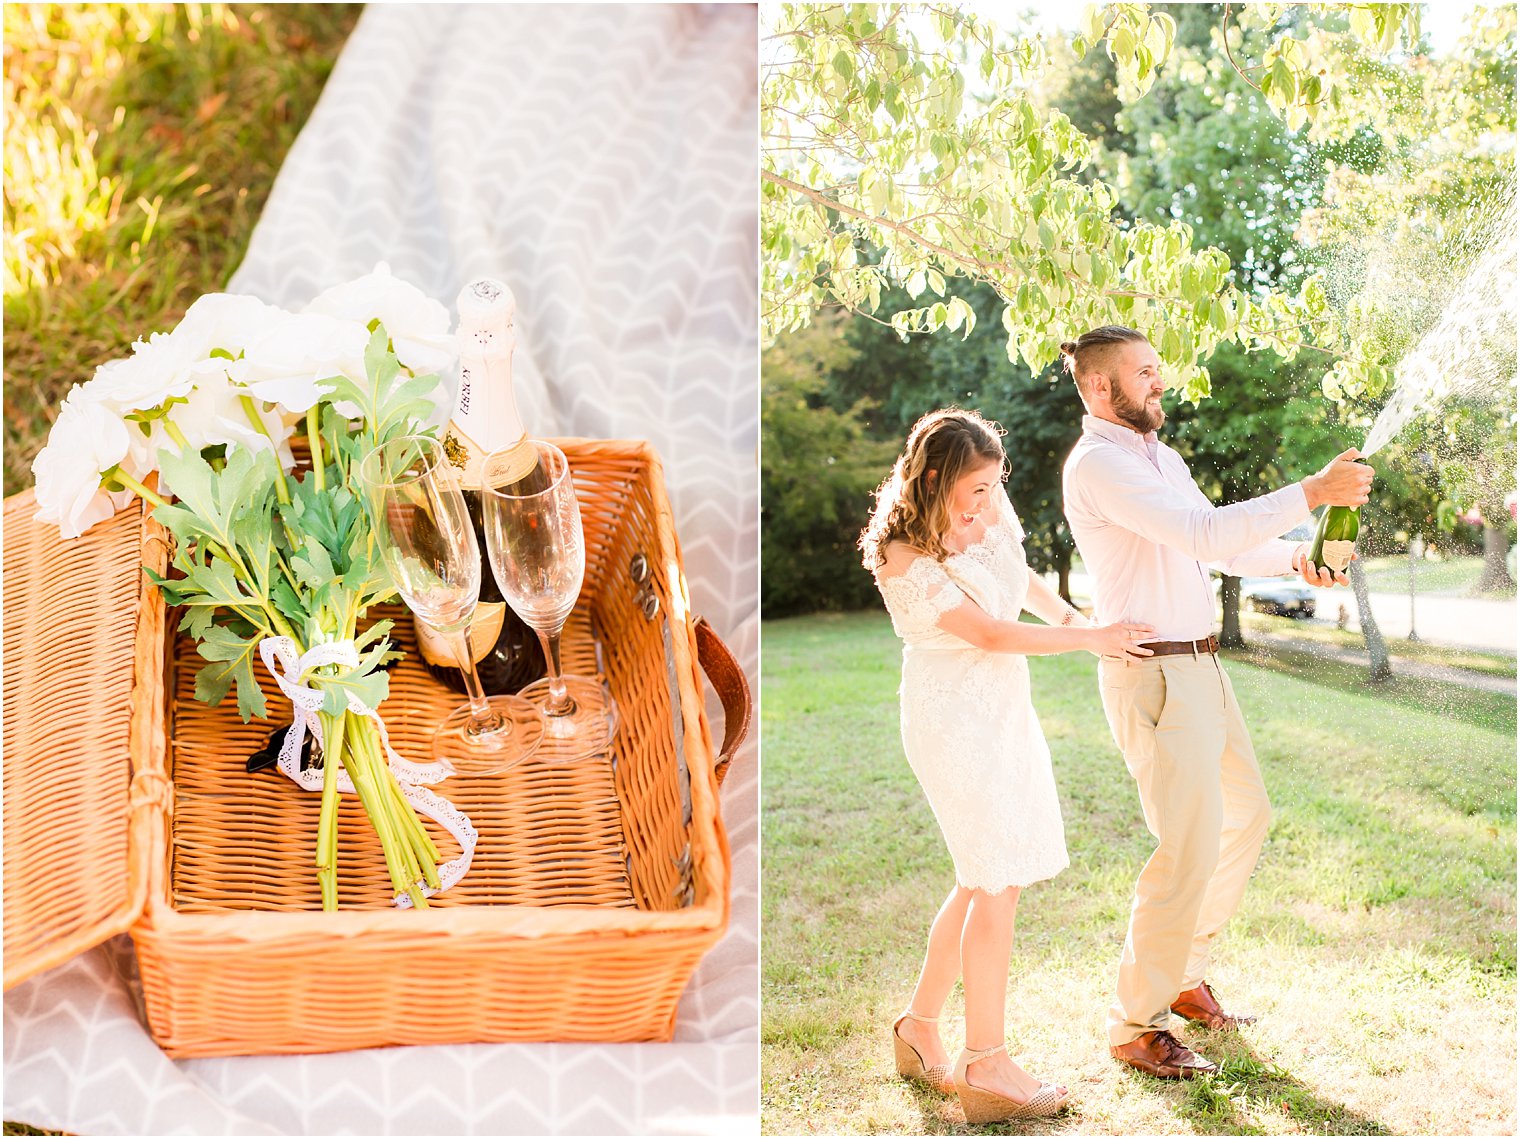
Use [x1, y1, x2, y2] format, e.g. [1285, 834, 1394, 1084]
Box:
[1219, 574, 1244, 648]
[1057, 550, 1072, 605]
[1350, 559, 1392, 682]
[1475, 524, 1515, 594]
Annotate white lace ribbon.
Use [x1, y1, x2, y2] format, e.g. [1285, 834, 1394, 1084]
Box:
[258, 636, 477, 908]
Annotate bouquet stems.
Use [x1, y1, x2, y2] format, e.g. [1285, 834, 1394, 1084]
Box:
[312, 709, 441, 910]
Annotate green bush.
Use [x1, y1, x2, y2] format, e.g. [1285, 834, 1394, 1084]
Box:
[761, 317, 896, 616]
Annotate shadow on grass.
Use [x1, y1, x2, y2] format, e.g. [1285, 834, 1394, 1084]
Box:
[1223, 645, 1516, 736]
[1120, 1028, 1393, 1137]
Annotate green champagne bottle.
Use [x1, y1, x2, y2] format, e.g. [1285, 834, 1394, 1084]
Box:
[1309, 503, 1361, 574]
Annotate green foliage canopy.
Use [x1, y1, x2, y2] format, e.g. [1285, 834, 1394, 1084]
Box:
[761, 2, 1438, 404]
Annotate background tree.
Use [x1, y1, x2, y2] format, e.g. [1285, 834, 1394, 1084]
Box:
[1042, 3, 1348, 646]
[761, 314, 896, 616]
[761, 3, 1415, 400]
[1288, 4, 1517, 595]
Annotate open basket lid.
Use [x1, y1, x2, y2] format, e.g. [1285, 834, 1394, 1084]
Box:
[3, 492, 165, 990]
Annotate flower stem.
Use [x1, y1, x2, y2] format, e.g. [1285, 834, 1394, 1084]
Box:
[354, 718, 440, 890]
[240, 395, 291, 505]
[162, 418, 192, 453]
[316, 710, 346, 911]
[343, 721, 414, 900]
[306, 406, 326, 492]
[103, 466, 169, 509]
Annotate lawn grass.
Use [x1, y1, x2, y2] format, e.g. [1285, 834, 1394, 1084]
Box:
[3, 2, 361, 495]
[1355, 554, 1507, 598]
[761, 611, 1516, 1135]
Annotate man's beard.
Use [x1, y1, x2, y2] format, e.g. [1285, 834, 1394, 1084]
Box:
[1111, 382, 1165, 433]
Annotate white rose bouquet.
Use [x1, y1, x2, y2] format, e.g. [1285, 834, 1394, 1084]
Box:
[32, 264, 467, 911]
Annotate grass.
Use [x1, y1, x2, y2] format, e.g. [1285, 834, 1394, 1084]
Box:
[761, 611, 1516, 1135]
[1355, 554, 1507, 597]
[3, 8, 355, 1135]
[3, 2, 362, 496]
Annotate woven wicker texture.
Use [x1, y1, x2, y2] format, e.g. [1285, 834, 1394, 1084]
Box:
[2, 493, 164, 989]
[2, 494, 137, 986]
[128, 437, 727, 1055]
[3, 439, 730, 1051]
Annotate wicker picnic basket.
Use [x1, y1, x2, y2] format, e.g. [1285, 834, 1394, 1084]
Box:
[2, 437, 750, 1058]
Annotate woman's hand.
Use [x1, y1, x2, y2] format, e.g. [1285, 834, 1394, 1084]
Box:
[1089, 621, 1156, 661]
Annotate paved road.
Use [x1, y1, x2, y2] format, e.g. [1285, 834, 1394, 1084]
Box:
[1303, 586, 1517, 655]
[1063, 572, 1517, 655]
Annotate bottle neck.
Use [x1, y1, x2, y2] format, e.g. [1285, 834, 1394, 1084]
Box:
[448, 352, 526, 490]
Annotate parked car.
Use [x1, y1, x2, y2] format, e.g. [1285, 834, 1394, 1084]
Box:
[1238, 577, 1317, 619]
[1212, 522, 1320, 618]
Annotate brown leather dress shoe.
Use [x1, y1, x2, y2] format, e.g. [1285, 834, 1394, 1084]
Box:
[1109, 1030, 1219, 1079]
[1171, 981, 1257, 1030]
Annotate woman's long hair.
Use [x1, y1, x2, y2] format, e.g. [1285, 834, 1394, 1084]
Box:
[859, 408, 1008, 570]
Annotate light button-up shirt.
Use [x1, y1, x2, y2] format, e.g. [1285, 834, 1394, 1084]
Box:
[1062, 415, 1310, 641]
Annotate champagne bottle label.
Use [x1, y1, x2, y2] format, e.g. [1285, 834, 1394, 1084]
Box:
[415, 602, 507, 668]
[1319, 540, 1356, 573]
[446, 277, 525, 490]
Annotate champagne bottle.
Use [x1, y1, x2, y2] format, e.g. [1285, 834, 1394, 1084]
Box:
[1309, 503, 1361, 575]
[414, 277, 547, 694]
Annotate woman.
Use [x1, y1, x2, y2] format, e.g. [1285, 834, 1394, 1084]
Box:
[860, 409, 1154, 1123]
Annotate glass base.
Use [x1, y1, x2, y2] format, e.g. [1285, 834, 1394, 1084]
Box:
[432, 695, 546, 777]
[516, 674, 618, 763]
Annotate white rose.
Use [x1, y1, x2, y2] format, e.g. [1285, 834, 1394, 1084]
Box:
[172, 292, 289, 359]
[239, 311, 369, 414]
[73, 293, 286, 416]
[170, 375, 295, 458]
[32, 396, 137, 539]
[303, 262, 455, 378]
[76, 339, 199, 412]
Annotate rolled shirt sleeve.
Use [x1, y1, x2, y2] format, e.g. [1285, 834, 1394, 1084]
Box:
[1063, 416, 1313, 640]
[1088, 445, 1309, 564]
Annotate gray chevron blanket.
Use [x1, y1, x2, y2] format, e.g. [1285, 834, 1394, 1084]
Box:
[3, 5, 758, 1133]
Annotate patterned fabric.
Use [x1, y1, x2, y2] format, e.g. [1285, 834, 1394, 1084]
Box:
[3, 5, 757, 1133]
[874, 492, 1069, 894]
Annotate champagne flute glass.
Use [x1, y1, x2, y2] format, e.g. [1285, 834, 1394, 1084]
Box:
[481, 439, 617, 761]
[358, 434, 544, 774]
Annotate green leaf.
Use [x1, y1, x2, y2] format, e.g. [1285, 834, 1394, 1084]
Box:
[831, 50, 854, 85]
[1110, 23, 1136, 62]
[1083, 4, 1106, 42]
[317, 666, 390, 717]
[292, 541, 337, 590]
[1210, 297, 1230, 332]
[193, 623, 267, 721]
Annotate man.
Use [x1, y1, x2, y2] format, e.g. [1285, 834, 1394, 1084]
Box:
[1059, 325, 1373, 1079]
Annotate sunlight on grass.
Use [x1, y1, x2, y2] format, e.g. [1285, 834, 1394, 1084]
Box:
[761, 611, 1516, 1135]
[3, 2, 360, 494]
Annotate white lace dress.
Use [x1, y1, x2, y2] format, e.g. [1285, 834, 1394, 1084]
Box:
[875, 493, 1070, 893]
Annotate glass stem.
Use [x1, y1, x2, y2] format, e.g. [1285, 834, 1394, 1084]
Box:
[452, 626, 495, 727]
[537, 627, 575, 716]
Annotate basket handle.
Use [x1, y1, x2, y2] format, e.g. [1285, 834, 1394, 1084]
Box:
[693, 617, 751, 786]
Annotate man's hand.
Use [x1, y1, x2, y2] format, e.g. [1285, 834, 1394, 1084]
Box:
[1301, 448, 1375, 511]
[1291, 542, 1354, 588]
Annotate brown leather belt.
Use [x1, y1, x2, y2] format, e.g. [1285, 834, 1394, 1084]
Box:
[1139, 635, 1220, 658]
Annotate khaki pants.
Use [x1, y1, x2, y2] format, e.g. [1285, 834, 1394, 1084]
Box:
[1098, 654, 1271, 1047]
